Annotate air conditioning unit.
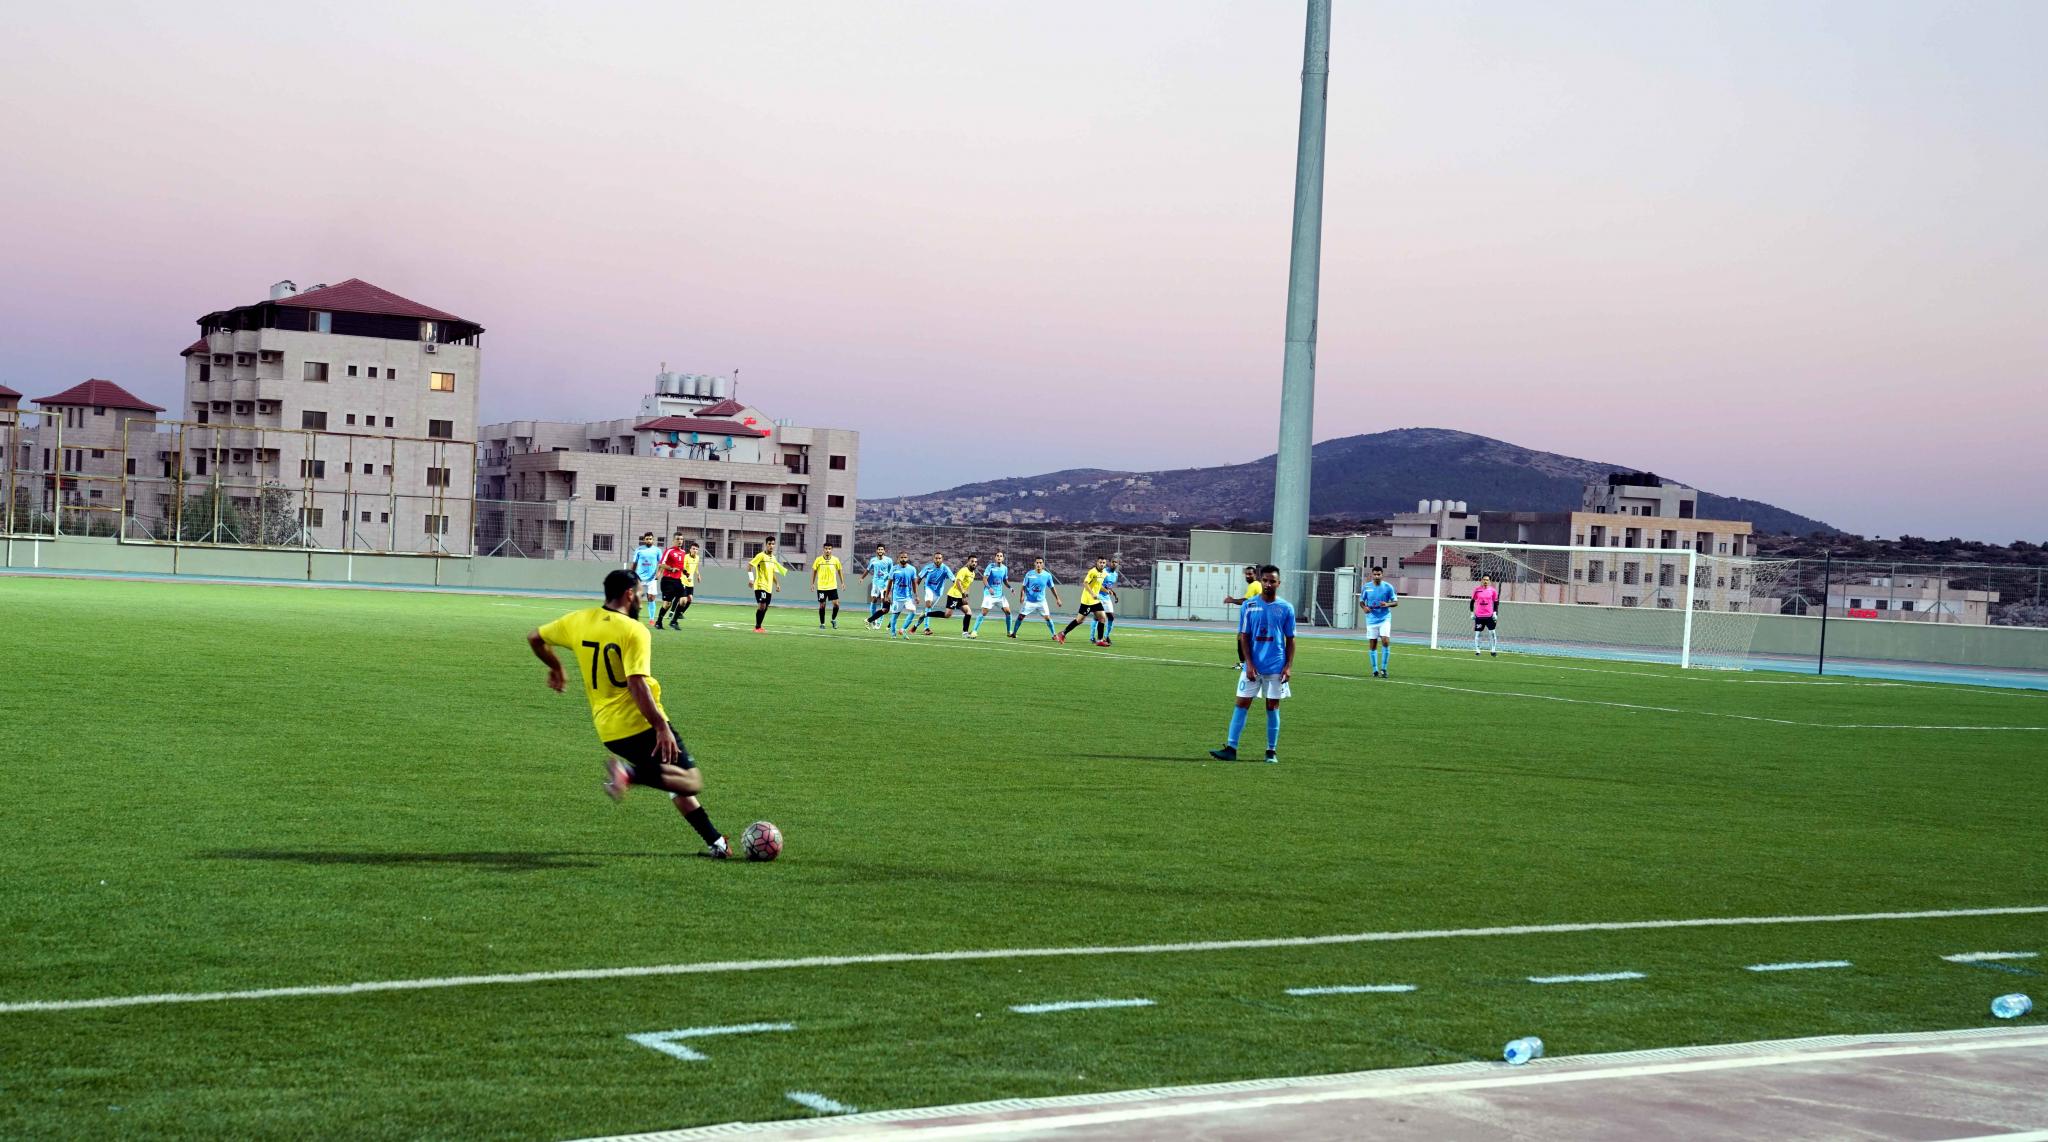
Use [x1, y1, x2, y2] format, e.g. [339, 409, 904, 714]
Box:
[423, 343, 438, 354]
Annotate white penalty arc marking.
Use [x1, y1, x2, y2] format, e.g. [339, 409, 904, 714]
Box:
[785, 1091, 857, 1115]
[1527, 971, 1645, 984]
[1944, 951, 2039, 963]
[626, 1022, 794, 1061]
[1746, 960, 1853, 972]
[5, 904, 2045, 1015]
[1009, 998, 1154, 1015]
[1285, 984, 1416, 996]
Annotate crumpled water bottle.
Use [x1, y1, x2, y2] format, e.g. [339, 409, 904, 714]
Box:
[1991, 993, 2032, 1019]
[1503, 1036, 1545, 1065]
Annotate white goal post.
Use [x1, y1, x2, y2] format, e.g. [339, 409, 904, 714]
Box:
[1425, 540, 1794, 670]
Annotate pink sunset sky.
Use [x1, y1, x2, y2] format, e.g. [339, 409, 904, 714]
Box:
[2, 1, 2042, 542]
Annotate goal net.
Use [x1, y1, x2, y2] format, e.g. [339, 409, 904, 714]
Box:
[1426, 541, 1795, 670]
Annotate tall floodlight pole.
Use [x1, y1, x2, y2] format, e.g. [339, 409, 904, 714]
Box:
[1270, 0, 1332, 599]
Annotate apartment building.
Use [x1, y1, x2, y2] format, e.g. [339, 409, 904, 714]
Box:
[175, 279, 483, 551]
[0, 384, 19, 424]
[1361, 498, 1479, 570]
[1829, 575, 1999, 625]
[478, 370, 858, 564]
[8, 379, 164, 520]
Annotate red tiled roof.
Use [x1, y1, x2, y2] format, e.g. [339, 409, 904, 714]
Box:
[33, 379, 166, 412]
[180, 338, 208, 356]
[636, 416, 770, 439]
[1401, 544, 1474, 568]
[271, 278, 472, 324]
[0, 384, 20, 399]
[694, 398, 746, 417]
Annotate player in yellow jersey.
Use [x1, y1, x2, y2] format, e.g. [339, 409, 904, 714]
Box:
[747, 538, 789, 633]
[810, 543, 846, 629]
[527, 569, 730, 859]
[943, 556, 979, 636]
[675, 540, 702, 623]
[1058, 557, 1112, 646]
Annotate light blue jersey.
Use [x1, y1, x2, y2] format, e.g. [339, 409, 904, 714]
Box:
[984, 563, 1010, 592]
[922, 562, 953, 594]
[1022, 570, 1055, 602]
[1102, 570, 1119, 593]
[889, 563, 918, 600]
[1240, 595, 1297, 676]
[1361, 581, 1397, 622]
[630, 546, 661, 580]
[867, 555, 894, 588]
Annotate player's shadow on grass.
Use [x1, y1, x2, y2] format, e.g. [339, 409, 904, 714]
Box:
[199, 849, 661, 873]
[1077, 752, 1217, 764]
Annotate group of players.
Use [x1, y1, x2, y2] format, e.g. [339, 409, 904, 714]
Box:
[542, 535, 1504, 857]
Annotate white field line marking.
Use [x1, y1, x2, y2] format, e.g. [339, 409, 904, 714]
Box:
[718, 622, 2048, 731]
[1944, 951, 2039, 963]
[1937, 1131, 2048, 1142]
[8, 904, 2045, 1016]
[626, 1022, 794, 1062]
[1284, 984, 1416, 996]
[1527, 971, 1645, 984]
[785, 1091, 857, 1114]
[1009, 998, 1154, 1015]
[753, 1034, 2048, 1141]
[1746, 960, 1853, 972]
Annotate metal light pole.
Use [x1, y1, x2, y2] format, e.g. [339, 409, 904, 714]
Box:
[1269, 0, 1332, 602]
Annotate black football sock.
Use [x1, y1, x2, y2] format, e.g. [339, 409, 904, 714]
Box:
[962, 614, 972, 633]
[818, 602, 827, 623]
[1061, 619, 1082, 636]
[831, 603, 841, 621]
[754, 604, 768, 628]
[681, 805, 722, 845]
[678, 598, 692, 617]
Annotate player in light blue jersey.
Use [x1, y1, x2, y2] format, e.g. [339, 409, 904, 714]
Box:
[628, 533, 662, 624]
[864, 544, 894, 628]
[1099, 559, 1122, 640]
[1210, 564, 1294, 764]
[970, 550, 1013, 638]
[886, 560, 922, 637]
[1360, 565, 1399, 678]
[1012, 557, 1062, 638]
[913, 552, 953, 634]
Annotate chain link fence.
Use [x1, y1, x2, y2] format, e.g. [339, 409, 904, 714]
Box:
[850, 521, 1187, 590]
[1771, 559, 2048, 628]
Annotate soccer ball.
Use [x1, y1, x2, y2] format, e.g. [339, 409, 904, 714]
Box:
[740, 820, 782, 862]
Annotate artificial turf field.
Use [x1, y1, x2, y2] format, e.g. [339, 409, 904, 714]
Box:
[1, 575, 2043, 1140]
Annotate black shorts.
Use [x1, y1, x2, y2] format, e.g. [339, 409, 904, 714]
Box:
[1079, 602, 1104, 616]
[659, 577, 684, 601]
[678, 585, 694, 597]
[754, 590, 773, 605]
[602, 720, 697, 785]
[945, 594, 969, 610]
[818, 589, 840, 601]
[1474, 615, 1497, 631]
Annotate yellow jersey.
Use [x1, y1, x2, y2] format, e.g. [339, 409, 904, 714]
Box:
[749, 550, 788, 590]
[680, 552, 699, 587]
[1080, 567, 1107, 606]
[949, 566, 976, 599]
[537, 606, 667, 742]
[814, 555, 844, 591]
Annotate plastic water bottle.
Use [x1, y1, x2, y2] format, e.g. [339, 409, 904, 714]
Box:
[1991, 993, 2032, 1019]
[1503, 1036, 1544, 1065]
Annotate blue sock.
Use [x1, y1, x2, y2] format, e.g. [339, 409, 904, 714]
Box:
[1043, 619, 1056, 636]
[1266, 708, 1280, 752]
[1226, 705, 1249, 748]
[889, 612, 900, 636]
[972, 614, 985, 634]
[1382, 644, 1392, 672]
[1105, 616, 1116, 637]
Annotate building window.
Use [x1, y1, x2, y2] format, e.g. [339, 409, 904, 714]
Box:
[94, 406, 106, 417]
[304, 361, 330, 382]
[380, 511, 389, 523]
[308, 310, 332, 333]
[825, 533, 844, 548]
[420, 321, 439, 343]
[700, 539, 718, 558]
[680, 490, 698, 507]
[367, 367, 379, 379]
[640, 486, 651, 498]
[425, 514, 450, 535]
[827, 494, 845, 508]
[300, 459, 326, 479]
[706, 492, 722, 510]
[347, 365, 359, 377]
[594, 484, 617, 502]
[659, 488, 668, 499]
[1657, 598, 1673, 608]
[426, 467, 451, 487]
[429, 371, 456, 393]
[1621, 596, 1638, 607]
[744, 494, 766, 511]
[828, 455, 847, 470]
[361, 511, 372, 523]
[1622, 562, 1640, 585]
[591, 533, 615, 553]
[303, 508, 325, 528]
[126, 458, 136, 475]
[346, 414, 357, 425]
[781, 492, 800, 508]
[90, 448, 105, 459]
[1875, 599, 1890, 610]
[427, 419, 453, 439]
[382, 464, 392, 475]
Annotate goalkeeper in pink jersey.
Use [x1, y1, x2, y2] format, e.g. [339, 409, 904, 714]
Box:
[1471, 575, 1501, 657]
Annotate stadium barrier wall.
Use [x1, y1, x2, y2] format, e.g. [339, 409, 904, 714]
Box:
[0, 534, 1155, 617]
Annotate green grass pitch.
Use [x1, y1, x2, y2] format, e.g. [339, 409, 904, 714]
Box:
[0, 576, 2042, 1140]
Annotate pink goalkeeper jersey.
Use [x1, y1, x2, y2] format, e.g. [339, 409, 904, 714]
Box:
[1472, 585, 1499, 618]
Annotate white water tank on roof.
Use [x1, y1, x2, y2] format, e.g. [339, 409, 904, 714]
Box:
[710, 375, 729, 399]
[1430, 499, 1444, 513]
[1455, 500, 1468, 513]
[1417, 499, 1429, 514]
[269, 280, 297, 300]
